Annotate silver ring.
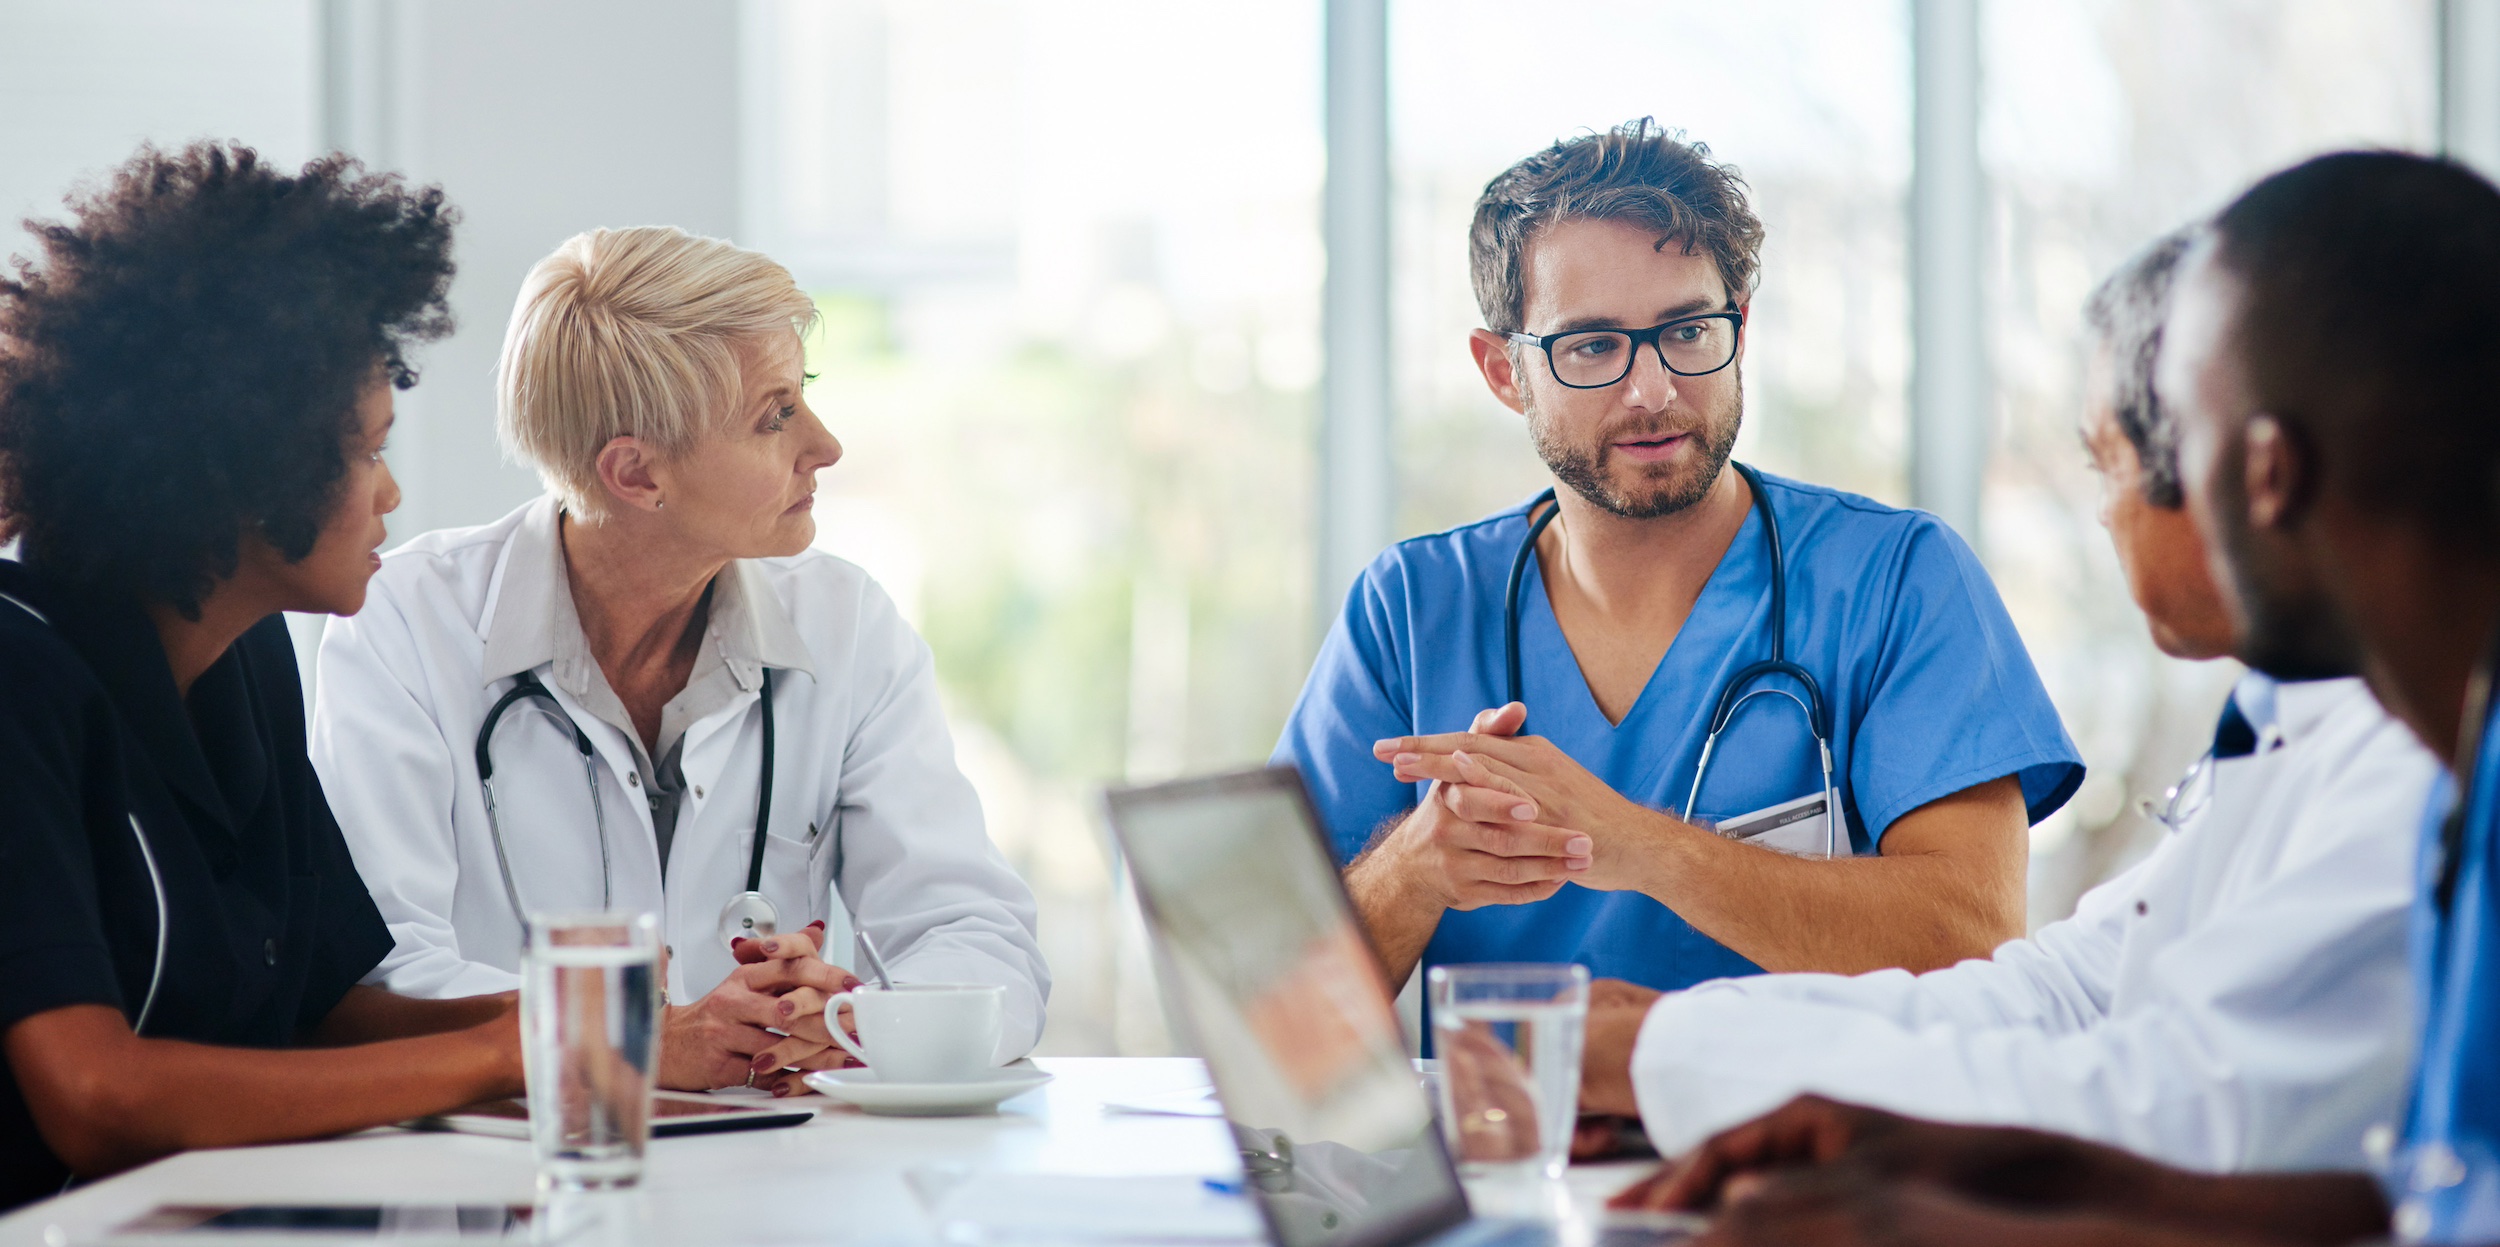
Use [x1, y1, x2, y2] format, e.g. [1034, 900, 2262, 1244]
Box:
[745, 1067, 759, 1089]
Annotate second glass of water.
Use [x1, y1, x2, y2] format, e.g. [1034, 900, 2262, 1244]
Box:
[1427, 963, 1589, 1180]
[522, 912, 661, 1190]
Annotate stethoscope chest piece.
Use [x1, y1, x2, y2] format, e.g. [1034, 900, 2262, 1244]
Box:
[718, 890, 780, 949]
[478, 667, 790, 953]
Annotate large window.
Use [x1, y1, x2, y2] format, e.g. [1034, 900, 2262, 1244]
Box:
[746, 0, 1324, 1053]
[752, 1, 2440, 1054]
[1389, 0, 2438, 929]
[0, 0, 2462, 1057]
[1978, 0, 2436, 914]
[1389, 0, 1914, 534]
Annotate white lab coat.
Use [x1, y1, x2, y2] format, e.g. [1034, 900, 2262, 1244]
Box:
[1630, 676, 2436, 1171]
[311, 498, 1049, 1061]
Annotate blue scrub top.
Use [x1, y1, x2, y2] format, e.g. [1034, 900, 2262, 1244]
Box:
[1273, 470, 2084, 994]
[2400, 687, 2500, 1242]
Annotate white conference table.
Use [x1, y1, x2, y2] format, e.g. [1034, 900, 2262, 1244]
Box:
[1, 1059, 1657, 1246]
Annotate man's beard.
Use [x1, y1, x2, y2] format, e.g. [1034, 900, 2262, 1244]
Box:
[1526, 372, 1743, 519]
[2208, 496, 2362, 681]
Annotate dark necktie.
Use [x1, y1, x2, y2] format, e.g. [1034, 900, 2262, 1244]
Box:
[2211, 696, 2261, 760]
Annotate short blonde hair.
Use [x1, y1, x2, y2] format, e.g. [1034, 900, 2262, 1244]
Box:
[497, 226, 816, 518]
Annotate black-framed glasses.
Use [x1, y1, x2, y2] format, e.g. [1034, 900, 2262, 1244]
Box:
[1507, 311, 1744, 389]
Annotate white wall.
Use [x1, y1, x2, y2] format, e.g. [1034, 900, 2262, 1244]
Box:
[2, 0, 744, 543]
[325, 0, 746, 540]
[3, 1, 744, 691]
[0, 0, 317, 261]
[0, 1, 323, 682]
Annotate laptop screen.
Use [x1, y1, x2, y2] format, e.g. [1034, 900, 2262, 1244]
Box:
[1105, 767, 1470, 1247]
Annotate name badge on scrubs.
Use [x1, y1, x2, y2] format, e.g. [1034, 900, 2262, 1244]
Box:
[1708, 791, 1838, 858]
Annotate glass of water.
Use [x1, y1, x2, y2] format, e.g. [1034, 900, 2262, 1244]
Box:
[522, 912, 661, 1190]
[1427, 963, 1589, 1180]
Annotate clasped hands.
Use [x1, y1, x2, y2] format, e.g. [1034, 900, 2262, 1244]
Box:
[1368, 701, 1672, 907]
[659, 920, 863, 1096]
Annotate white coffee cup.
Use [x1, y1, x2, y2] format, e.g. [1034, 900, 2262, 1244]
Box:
[823, 983, 1005, 1083]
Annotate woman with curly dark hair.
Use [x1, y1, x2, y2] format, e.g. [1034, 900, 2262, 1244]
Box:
[0, 141, 523, 1208]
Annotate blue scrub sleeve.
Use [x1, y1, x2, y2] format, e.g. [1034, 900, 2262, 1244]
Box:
[1846, 519, 2084, 841]
[2401, 722, 2500, 1240]
[1274, 570, 1425, 864]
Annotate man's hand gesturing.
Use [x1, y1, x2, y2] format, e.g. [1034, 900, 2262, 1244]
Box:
[1352, 703, 1593, 913]
[1376, 702, 1665, 894]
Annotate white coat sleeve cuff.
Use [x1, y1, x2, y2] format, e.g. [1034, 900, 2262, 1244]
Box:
[362, 948, 522, 1000]
[1629, 986, 1990, 1159]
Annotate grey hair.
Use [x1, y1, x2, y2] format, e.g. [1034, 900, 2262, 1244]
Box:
[2083, 227, 2198, 507]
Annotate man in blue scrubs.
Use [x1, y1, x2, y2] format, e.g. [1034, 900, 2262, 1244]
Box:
[1276, 119, 2083, 993]
[1609, 152, 2500, 1247]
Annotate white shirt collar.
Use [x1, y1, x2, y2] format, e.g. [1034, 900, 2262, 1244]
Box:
[2258, 674, 2360, 751]
[478, 495, 815, 690]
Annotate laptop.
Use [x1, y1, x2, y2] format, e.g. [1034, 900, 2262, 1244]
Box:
[1103, 766, 1697, 1247]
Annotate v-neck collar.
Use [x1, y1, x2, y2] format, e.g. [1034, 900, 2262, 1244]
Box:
[1515, 496, 1770, 739]
[2, 563, 258, 847]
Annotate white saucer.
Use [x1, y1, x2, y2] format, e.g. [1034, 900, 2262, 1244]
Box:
[804, 1060, 1053, 1116]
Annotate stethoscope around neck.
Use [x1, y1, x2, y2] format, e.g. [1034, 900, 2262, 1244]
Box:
[474, 667, 782, 950]
[1500, 460, 1843, 856]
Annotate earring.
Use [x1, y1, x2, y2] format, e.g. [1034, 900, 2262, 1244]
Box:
[654, 499, 665, 510]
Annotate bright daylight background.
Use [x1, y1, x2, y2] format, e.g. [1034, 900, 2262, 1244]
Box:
[0, 0, 2441, 1055]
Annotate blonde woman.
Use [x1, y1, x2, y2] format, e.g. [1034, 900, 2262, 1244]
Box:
[312, 227, 1047, 1093]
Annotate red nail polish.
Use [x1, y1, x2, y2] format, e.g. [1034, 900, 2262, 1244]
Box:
[751, 1052, 777, 1072]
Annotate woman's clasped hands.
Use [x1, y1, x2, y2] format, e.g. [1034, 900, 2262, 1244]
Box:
[659, 920, 864, 1096]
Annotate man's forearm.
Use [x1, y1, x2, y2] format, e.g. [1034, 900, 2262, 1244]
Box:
[1625, 812, 2022, 974]
[2123, 1169, 2389, 1247]
[1908, 1211, 2337, 1247]
[1344, 847, 1444, 985]
[1984, 1159, 2386, 1247]
[1868, 1113, 2373, 1240]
